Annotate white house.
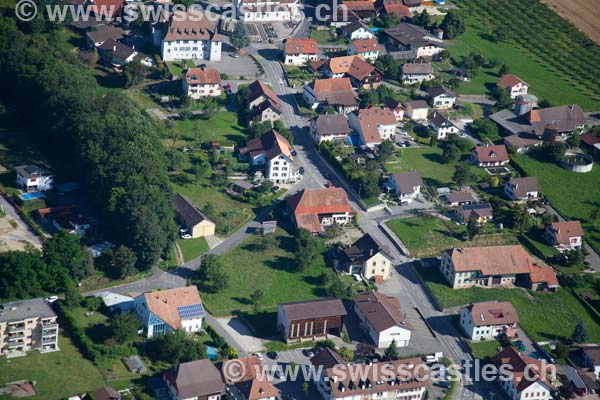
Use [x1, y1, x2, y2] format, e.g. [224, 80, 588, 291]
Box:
[384, 98, 405, 121]
[429, 112, 459, 140]
[348, 38, 381, 62]
[459, 300, 519, 341]
[159, 11, 222, 62]
[233, 0, 300, 21]
[497, 74, 529, 99]
[134, 287, 205, 338]
[15, 165, 53, 192]
[544, 221, 584, 252]
[504, 177, 541, 202]
[353, 291, 412, 348]
[387, 172, 423, 204]
[348, 107, 397, 148]
[428, 85, 456, 109]
[336, 234, 393, 281]
[284, 37, 319, 66]
[238, 130, 299, 183]
[384, 23, 445, 59]
[182, 67, 222, 99]
[492, 347, 555, 400]
[401, 63, 435, 85]
[341, 21, 374, 40]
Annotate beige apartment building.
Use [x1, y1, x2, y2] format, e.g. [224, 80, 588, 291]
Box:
[0, 298, 59, 357]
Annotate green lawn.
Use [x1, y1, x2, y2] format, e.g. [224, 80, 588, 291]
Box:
[386, 215, 518, 258]
[386, 147, 486, 188]
[512, 152, 600, 255]
[450, 0, 600, 110]
[310, 29, 348, 45]
[0, 334, 105, 400]
[469, 340, 503, 359]
[417, 265, 600, 342]
[178, 237, 209, 262]
[165, 112, 245, 147]
[199, 229, 330, 315]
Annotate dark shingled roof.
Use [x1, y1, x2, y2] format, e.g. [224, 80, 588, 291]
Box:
[280, 298, 347, 321]
[173, 193, 210, 227]
[353, 291, 412, 333]
[310, 347, 346, 369]
[164, 359, 225, 399]
[428, 85, 455, 98]
[339, 233, 391, 265]
[313, 114, 351, 137]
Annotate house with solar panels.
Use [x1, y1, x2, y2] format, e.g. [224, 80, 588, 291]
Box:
[133, 286, 205, 338]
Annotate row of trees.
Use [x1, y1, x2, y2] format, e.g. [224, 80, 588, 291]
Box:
[0, 18, 176, 270]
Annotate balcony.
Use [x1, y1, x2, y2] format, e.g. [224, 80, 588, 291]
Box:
[7, 341, 24, 349]
[42, 322, 58, 329]
[8, 333, 25, 341]
[42, 336, 57, 344]
[7, 325, 25, 333]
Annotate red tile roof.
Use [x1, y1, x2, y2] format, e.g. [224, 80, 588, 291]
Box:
[446, 245, 533, 275]
[285, 38, 319, 55]
[287, 188, 353, 233]
[352, 38, 381, 53]
[468, 300, 519, 327]
[473, 145, 509, 163]
[529, 265, 558, 287]
[582, 132, 600, 146]
[548, 221, 584, 244]
[492, 347, 554, 392]
[497, 74, 527, 89]
[185, 68, 221, 85]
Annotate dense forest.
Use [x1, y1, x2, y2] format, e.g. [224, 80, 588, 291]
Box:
[0, 16, 176, 270]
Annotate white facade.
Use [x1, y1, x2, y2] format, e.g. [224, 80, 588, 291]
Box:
[430, 120, 459, 140]
[354, 304, 411, 348]
[234, 0, 300, 21]
[432, 93, 456, 109]
[162, 39, 222, 62]
[16, 169, 53, 192]
[415, 44, 444, 59]
[250, 153, 298, 184]
[459, 308, 513, 341]
[506, 82, 528, 99]
[348, 45, 380, 61]
[285, 52, 319, 66]
[183, 80, 221, 100]
[402, 71, 435, 85]
[439, 253, 519, 289]
[388, 176, 421, 204]
[348, 113, 397, 147]
[498, 376, 552, 400]
[503, 182, 539, 201]
[345, 27, 374, 40]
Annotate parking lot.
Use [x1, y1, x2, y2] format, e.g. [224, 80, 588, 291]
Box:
[194, 50, 261, 79]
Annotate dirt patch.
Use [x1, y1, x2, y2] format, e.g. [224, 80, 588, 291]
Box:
[541, 0, 600, 44]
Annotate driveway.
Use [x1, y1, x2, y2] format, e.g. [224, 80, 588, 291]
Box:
[0, 195, 43, 251]
[209, 315, 268, 354]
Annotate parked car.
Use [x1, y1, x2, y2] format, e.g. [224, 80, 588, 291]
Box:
[253, 352, 264, 360]
[302, 349, 315, 357]
[299, 167, 305, 175]
[45, 296, 58, 303]
[181, 233, 192, 239]
[325, 181, 334, 188]
[291, 150, 297, 157]
[514, 340, 526, 351]
[266, 351, 279, 360]
[230, 53, 239, 58]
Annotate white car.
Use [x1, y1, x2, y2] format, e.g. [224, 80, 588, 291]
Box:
[181, 234, 192, 239]
[45, 296, 58, 303]
[253, 353, 263, 360]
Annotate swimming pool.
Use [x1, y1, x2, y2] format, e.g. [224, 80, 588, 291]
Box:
[206, 346, 219, 360]
[20, 192, 46, 201]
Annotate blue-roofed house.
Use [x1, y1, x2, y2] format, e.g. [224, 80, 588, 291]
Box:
[133, 286, 205, 337]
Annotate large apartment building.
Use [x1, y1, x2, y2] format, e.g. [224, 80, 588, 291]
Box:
[0, 298, 59, 357]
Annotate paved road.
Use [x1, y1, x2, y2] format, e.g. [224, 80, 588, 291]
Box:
[0, 194, 43, 250]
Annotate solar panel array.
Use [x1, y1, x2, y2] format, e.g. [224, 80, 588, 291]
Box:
[177, 303, 205, 319]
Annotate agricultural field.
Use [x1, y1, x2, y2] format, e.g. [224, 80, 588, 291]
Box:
[416, 265, 600, 342]
[199, 229, 330, 316]
[541, 0, 600, 44]
[451, 0, 600, 110]
[386, 215, 518, 258]
[512, 151, 600, 255]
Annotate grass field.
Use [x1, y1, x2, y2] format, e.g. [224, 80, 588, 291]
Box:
[199, 229, 330, 315]
[178, 237, 209, 262]
[0, 334, 105, 400]
[310, 29, 348, 45]
[468, 340, 503, 359]
[164, 112, 245, 148]
[451, 0, 600, 110]
[417, 266, 600, 342]
[512, 152, 600, 255]
[386, 215, 518, 258]
[385, 147, 486, 189]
